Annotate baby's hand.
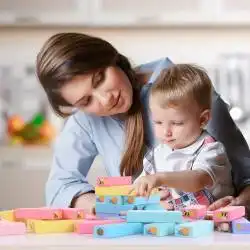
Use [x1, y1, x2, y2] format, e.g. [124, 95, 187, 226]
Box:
[130, 175, 159, 197]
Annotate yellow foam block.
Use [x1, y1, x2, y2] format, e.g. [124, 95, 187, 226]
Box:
[95, 185, 159, 196]
[0, 210, 15, 221]
[95, 185, 136, 196]
[27, 219, 81, 234]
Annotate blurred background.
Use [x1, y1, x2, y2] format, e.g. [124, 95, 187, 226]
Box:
[1, 0, 250, 209]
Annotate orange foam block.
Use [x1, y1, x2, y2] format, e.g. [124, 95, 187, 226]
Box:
[75, 219, 125, 234]
[62, 208, 85, 219]
[96, 176, 132, 186]
[213, 206, 245, 222]
[0, 221, 26, 235]
[14, 208, 62, 220]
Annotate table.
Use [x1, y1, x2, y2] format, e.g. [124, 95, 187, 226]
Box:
[0, 232, 249, 250]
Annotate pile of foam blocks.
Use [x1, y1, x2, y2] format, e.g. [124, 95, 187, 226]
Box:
[0, 176, 249, 238]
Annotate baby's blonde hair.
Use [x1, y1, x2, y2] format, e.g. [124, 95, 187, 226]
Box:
[151, 64, 212, 111]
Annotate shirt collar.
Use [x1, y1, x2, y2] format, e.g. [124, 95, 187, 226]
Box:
[173, 131, 209, 155]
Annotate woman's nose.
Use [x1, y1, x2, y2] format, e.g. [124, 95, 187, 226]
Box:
[94, 91, 113, 107]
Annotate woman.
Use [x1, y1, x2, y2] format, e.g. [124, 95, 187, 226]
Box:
[36, 32, 250, 214]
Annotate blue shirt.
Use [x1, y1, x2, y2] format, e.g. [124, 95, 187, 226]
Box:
[46, 58, 250, 207]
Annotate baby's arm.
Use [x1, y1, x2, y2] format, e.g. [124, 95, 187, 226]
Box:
[134, 141, 229, 196]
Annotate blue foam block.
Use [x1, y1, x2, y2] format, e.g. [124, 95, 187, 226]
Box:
[96, 213, 126, 220]
[123, 195, 160, 205]
[95, 203, 145, 215]
[126, 210, 183, 223]
[144, 223, 175, 236]
[175, 220, 214, 238]
[94, 223, 143, 238]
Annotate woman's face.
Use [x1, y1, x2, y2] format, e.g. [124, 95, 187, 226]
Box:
[60, 66, 133, 116]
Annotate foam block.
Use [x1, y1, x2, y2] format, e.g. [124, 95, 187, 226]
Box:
[0, 221, 26, 235]
[62, 208, 85, 219]
[75, 219, 124, 234]
[95, 203, 143, 214]
[0, 210, 15, 221]
[213, 206, 245, 222]
[142, 204, 165, 210]
[95, 185, 136, 196]
[126, 210, 183, 223]
[232, 217, 250, 234]
[94, 213, 125, 220]
[144, 223, 175, 236]
[123, 195, 160, 205]
[27, 219, 78, 234]
[15, 208, 62, 220]
[215, 222, 232, 232]
[96, 195, 124, 205]
[94, 222, 143, 238]
[96, 176, 132, 186]
[182, 205, 207, 219]
[175, 220, 214, 238]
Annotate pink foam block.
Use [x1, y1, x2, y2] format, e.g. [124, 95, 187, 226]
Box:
[75, 219, 125, 234]
[0, 221, 26, 235]
[62, 208, 85, 219]
[213, 206, 245, 222]
[85, 214, 98, 220]
[182, 205, 207, 219]
[96, 176, 132, 186]
[14, 208, 63, 220]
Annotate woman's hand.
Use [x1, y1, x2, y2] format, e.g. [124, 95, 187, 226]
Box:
[71, 192, 96, 214]
[208, 186, 250, 218]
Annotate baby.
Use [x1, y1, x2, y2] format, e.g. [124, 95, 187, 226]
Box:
[133, 64, 234, 210]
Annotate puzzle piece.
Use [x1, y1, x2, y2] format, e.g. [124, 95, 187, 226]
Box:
[96, 176, 132, 186]
[96, 195, 124, 205]
[123, 195, 160, 205]
[213, 206, 245, 222]
[0, 210, 15, 221]
[94, 222, 143, 238]
[15, 208, 62, 220]
[144, 223, 175, 236]
[62, 208, 85, 219]
[0, 221, 26, 235]
[232, 217, 250, 234]
[175, 220, 214, 238]
[27, 219, 77, 234]
[182, 205, 207, 219]
[75, 219, 124, 234]
[126, 210, 182, 223]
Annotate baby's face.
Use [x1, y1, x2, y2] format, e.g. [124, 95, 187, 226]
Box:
[150, 99, 209, 149]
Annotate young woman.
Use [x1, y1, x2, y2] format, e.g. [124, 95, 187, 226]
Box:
[36, 32, 250, 215]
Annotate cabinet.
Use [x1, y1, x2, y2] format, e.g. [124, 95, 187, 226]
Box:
[0, 0, 92, 26]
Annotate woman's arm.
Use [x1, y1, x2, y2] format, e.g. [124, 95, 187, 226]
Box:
[207, 90, 250, 195]
[46, 112, 97, 212]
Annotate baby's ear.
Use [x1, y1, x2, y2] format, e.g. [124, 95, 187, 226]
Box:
[200, 109, 211, 128]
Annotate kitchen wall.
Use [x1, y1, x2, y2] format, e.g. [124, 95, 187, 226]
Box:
[1, 26, 250, 209]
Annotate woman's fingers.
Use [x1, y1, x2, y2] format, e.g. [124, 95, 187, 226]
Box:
[207, 196, 235, 211]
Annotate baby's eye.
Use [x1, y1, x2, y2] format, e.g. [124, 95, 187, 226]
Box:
[173, 122, 184, 126]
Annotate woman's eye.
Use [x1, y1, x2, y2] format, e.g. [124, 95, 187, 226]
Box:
[154, 121, 162, 125]
[93, 70, 105, 88]
[80, 96, 92, 107]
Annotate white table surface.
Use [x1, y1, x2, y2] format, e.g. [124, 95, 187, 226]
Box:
[0, 232, 249, 250]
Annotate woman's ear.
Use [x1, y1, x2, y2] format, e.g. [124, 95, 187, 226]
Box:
[200, 109, 211, 128]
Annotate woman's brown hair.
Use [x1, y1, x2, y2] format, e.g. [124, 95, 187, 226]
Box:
[36, 32, 146, 177]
